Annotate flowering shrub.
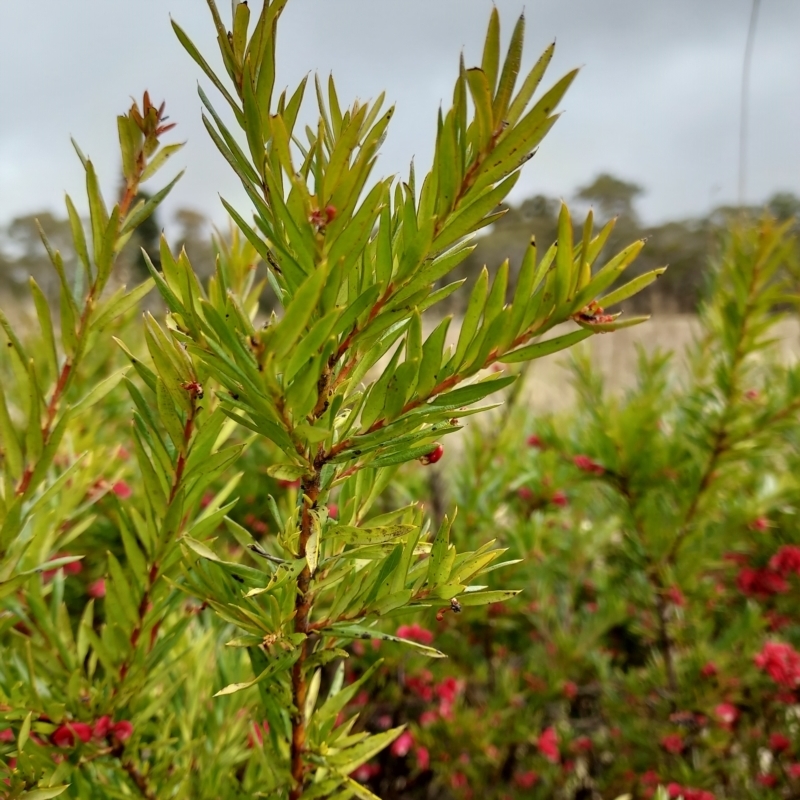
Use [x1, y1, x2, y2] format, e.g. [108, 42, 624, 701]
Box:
[337, 220, 800, 798]
[0, 1, 658, 797]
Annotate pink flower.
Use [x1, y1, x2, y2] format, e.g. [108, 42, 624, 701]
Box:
[537, 727, 559, 763]
[111, 480, 132, 499]
[514, 770, 538, 789]
[563, 681, 578, 699]
[551, 490, 568, 507]
[0, 728, 14, 742]
[769, 732, 792, 753]
[527, 435, 543, 448]
[755, 641, 800, 688]
[419, 710, 438, 727]
[770, 545, 800, 577]
[714, 703, 738, 727]
[415, 746, 430, 771]
[750, 516, 770, 531]
[517, 486, 534, 501]
[351, 762, 381, 782]
[396, 623, 434, 645]
[92, 716, 111, 739]
[573, 454, 605, 475]
[327, 503, 338, 519]
[390, 730, 414, 758]
[789, 763, 800, 778]
[660, 733, 684, 754]
[111, 720, 134, 742]
[87, 578, 106, 599]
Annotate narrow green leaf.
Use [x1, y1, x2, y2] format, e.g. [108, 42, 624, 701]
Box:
[493, 13, 525, 126]
[600, 268, 667, 309]
[500, 327, 592, 363]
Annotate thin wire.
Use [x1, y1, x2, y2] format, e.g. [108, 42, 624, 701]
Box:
[738, 0, 762, 207]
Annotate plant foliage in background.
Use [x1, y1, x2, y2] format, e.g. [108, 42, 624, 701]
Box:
[0, 1, 659, 797]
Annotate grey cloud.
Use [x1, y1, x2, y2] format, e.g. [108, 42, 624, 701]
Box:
[0, 0, 797, 230]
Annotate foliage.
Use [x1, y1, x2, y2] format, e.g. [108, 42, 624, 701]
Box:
[339, 219, 800, 799]
[0, 1, 663, 797]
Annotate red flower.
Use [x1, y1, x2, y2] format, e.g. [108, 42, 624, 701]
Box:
[396, 623, 434, 645]
[737, 567, 788, 597]
[514, 770, 538, 789]
[750, 516, 770, 532]
[551, 490, 568, 507]
[0, 728, 14, 742]
[327, 503, 338, 519]
[517, 486, 534, 501]
[247, 720, 269, 748]
[450, 771, 469, 789]
[111, 720, 134, 742]
[527, 435, 543, 448]
[769, 732, 792, 753]
[571, 736, 592, 753]
[415, 746, 430, 771]
[755, 641, 800, 688]
[43, 553, 83, 582]
[714, 703, 738, 727]
[770, 545, 800, 577]
[641, 771, 660, 787]
[406, 671, 434, 702]
[758, 774, 777, 788]
[51, 722, 92, 748]
[537, 727, 559, 763]
[390, 730, 414, 758]
[660, 733, 684, 754]
[789, 763, 800, 778]
[92, 716, 111, 739]
[111, 480, 132, 499]
[573, 454, 605, 475]
[563, 681, 578, 699]
[87, 578, 106, 599]
[665, 585, 686, 607]
[701, 662, 718, 678]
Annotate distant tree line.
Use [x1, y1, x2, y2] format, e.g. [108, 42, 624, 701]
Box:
[1, 175, 797, 315]
[446, 174, 800, 315]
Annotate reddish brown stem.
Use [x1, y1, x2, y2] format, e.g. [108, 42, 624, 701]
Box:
[289, 472, 321, 800]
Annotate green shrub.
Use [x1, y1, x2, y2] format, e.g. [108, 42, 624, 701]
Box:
[0, 2, 658, 797]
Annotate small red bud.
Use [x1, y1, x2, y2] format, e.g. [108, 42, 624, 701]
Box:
[325, 204, 337, 222]
[111, 720, 134, 742]
[87, 578, 106, 599]
[419, 444, 444, 466]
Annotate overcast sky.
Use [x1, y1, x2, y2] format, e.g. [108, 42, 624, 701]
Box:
[0, 0, 798, 233]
